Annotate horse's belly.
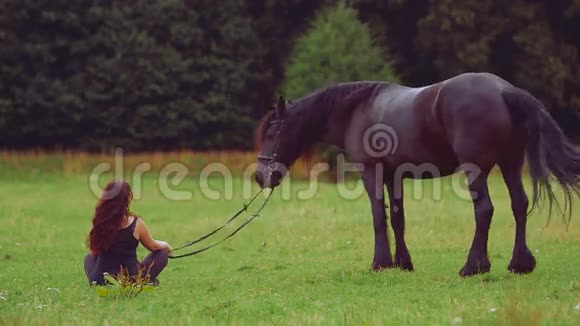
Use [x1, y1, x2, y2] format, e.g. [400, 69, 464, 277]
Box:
[391, 163, 458, 179]
[383, 142, 459, 179]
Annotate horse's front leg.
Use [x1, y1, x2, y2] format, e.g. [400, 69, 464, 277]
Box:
[385, 176, 414, 271]
[362, 165, 393, 270]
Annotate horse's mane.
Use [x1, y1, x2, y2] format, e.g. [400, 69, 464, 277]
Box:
[255, 81, 388, 152]
[311, 81, 387, 115]
[255, 110, 276, 151]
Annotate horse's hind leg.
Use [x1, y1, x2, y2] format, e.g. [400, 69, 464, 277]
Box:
[499, 152, 536, 274]
[459, 166, 494, 277]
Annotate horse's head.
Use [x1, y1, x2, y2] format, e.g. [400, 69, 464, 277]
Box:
[255, 96, 303, 188]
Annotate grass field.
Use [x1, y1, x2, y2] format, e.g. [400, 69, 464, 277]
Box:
[0, 154, 579, 325]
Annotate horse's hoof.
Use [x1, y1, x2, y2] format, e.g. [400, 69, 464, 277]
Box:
[459, 261, 491, 277]
[394, 251, 414, 271]
[508, 249, 536, 274]
[396, 262, 414, 271]
[394, 258, 414, 271]
[371, 264, 394, 271]
[372, 260, 394, 271]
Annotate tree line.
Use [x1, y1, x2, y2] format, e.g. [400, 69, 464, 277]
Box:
[0, 0, 578, 151]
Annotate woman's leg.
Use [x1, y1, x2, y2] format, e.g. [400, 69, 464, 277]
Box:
[139, 249, 169, 284]
[84, 254, 98, 284]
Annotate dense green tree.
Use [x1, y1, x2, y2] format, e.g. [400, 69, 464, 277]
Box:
[283, 2, 398, 100]
[0, 0, 276, 150]
[0, 0, 96, 147]
[350, 0, 434, 85]
[416, 0, 579, 113]
[351, 0, 579, 138]
[245, 0, 330, 117]
[0, 0, 578, 151]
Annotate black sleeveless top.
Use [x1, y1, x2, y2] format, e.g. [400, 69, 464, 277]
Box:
[89, 217, 139, 285]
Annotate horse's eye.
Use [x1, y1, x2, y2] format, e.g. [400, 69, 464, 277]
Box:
[267, 127, 277, 138]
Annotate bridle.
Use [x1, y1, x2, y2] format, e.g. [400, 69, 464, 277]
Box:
[257, 118, 284, 171]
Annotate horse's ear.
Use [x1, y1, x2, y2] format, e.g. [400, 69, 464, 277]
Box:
[276, 96, 286, 118]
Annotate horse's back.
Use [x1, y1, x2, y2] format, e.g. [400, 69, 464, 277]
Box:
[359, 72, 516, 175]
[360, 82, 459, 173]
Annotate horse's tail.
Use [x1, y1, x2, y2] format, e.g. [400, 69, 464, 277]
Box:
[502, 87, 580, 223]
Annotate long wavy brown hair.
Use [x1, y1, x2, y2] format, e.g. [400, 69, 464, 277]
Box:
[87, 180, 135, 255]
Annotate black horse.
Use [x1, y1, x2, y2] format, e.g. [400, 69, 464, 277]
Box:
[255, 72, 579, 276]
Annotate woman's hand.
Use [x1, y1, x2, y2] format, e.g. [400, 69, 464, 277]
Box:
[135, 219, 173, 254]
[157, 240, 173, 254]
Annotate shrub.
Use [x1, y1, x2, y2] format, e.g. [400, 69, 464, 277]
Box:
[283, 1, 399, 100]
[94, 268, 155, 299]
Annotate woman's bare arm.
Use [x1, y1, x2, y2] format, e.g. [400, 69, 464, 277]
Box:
[134, 218, 172, 253]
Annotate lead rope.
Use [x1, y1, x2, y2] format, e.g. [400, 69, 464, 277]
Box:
[171, 189, 263, 252]
[169, 189, 274, 259]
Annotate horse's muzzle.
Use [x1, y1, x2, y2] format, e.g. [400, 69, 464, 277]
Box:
[255, 170, 282, 189]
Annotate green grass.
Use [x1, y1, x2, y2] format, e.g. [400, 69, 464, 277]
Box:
[0, 170, 578, 325]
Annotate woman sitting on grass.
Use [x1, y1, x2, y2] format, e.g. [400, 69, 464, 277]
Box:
[84, 180, 172, 286]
